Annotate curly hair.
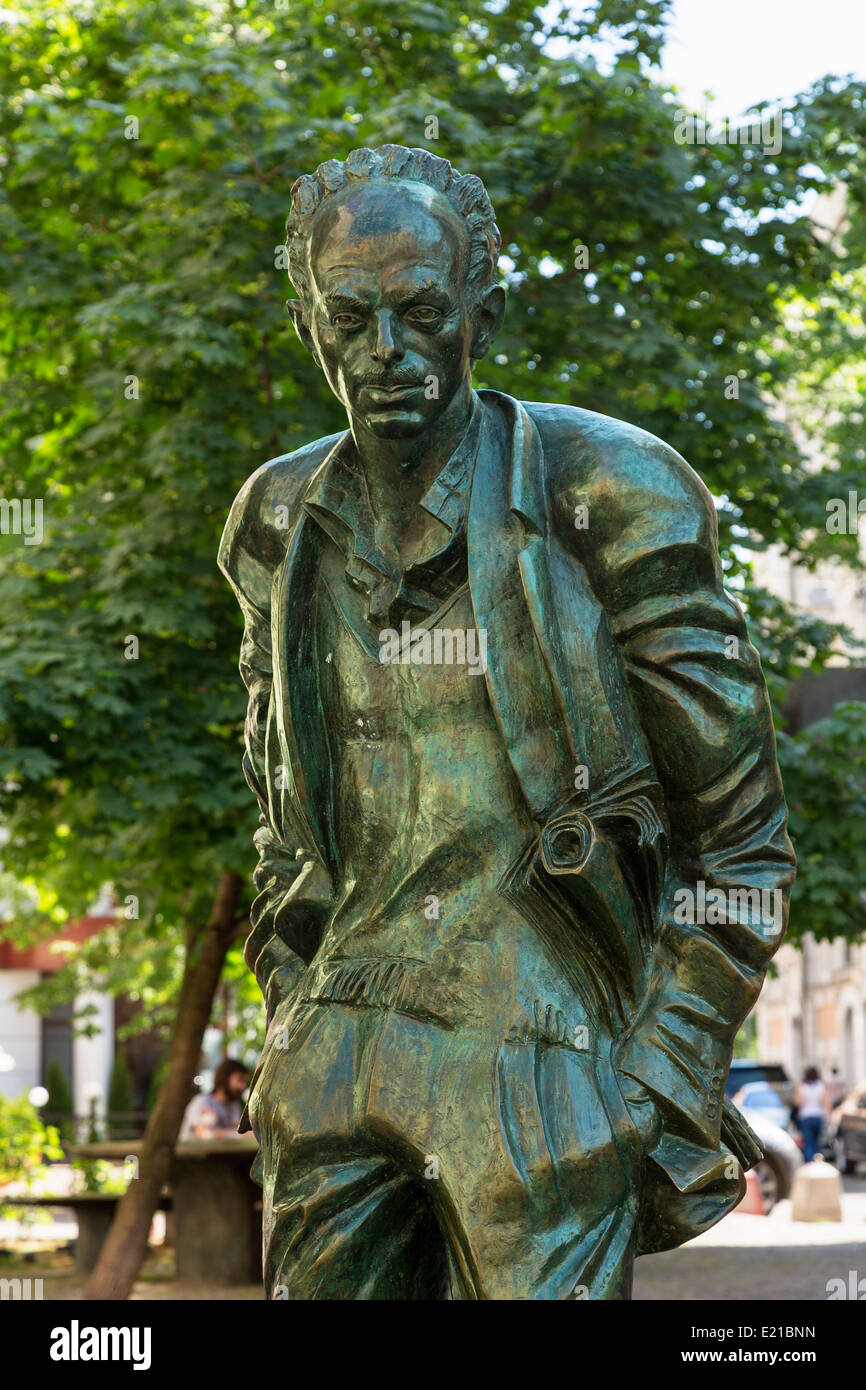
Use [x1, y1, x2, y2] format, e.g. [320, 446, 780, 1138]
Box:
[285, 144, 501, 318]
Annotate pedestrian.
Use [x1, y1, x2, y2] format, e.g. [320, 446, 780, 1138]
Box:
[179, 1058, 249, 1140]
[827, 1066, 846, 1108]
[795, 1066, 831, 1161]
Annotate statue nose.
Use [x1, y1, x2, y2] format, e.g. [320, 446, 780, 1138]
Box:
[372, 312, 404, 364]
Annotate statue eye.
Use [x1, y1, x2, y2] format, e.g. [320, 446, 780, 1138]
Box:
[406, 306, 442, 326]
[331, 312, 364, 330]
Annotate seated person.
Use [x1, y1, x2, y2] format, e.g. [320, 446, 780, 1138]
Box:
[180, 1058, 249, 1140]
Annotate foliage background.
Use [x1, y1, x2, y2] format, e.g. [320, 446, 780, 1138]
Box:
[0, 0, 864, 1057]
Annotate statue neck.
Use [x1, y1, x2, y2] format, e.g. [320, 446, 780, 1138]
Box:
[350, 378, 475, 512]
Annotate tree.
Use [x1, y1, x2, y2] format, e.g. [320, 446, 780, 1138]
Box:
[83, 872, 241, 1298]
[744, 587, 866, 946]
[145, 1050, 171, 1115]
[0, 1094, 63, 1217]
[1, 0, 864, 1296]
[43, 1056, 74, 1140]
[106, 1048, 135, 1139]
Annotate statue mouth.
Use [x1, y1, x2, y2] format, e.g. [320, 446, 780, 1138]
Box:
[363, 384, 423, 405]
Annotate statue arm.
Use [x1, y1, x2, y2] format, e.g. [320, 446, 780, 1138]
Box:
[218, 469, 307, 1021]
[561, 431, 796, 1171]
[613, 576, 795, 1156]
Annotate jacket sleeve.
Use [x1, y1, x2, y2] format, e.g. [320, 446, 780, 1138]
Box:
[218, 469, 307, 1022]
[565, 430, 796, 1167]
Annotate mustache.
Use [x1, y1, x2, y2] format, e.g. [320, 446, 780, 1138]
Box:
[360, 371, 425, 387]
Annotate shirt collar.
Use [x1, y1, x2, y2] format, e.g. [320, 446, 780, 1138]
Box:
[303, 394, 482, 590]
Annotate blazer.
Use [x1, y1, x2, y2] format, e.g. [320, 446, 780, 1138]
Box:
[219, 389, 796, 1254]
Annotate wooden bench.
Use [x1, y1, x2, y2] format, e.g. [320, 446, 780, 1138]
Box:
[6, 1190, 172, 1276]
[69, 1139, 262, 1285]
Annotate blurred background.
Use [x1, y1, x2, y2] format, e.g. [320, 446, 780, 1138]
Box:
[0, 0, 864, 1299]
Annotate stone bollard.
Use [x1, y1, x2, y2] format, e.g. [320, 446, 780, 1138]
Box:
[790, 1155, 843, 1222]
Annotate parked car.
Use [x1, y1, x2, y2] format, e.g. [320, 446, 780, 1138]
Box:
[740, 1108, 803, 1212]
[830, 1084, 866, 1174]
[726, 1059, 795, 1111]
[732, 1080, 792, 1132]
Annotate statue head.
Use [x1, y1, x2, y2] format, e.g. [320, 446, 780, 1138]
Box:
[284, 145, 505, 440]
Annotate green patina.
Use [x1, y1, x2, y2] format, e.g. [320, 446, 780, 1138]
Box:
[220, 146, 796, 1300]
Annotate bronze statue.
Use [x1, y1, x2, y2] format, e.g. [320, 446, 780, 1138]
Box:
[219, 145, 796, 1300]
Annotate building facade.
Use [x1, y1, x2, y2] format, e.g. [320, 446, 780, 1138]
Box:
[0, 914, 115, 1116]
[757, 937, 866, 1091]
[751, 509, 866, 1091]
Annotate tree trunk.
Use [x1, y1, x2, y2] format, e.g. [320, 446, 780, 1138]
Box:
[83, 870, 244, 1300]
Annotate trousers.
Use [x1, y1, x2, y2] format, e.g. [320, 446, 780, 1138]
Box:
[248, 996, 645, 1300]
[798, 1114, 823, 1163]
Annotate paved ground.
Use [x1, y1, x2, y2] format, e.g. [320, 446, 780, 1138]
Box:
[4, 1171, 865, 1301]
[0, 1248, 263, 1301]
[634, 1174, 866, 1300]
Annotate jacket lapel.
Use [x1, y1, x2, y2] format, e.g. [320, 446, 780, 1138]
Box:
[472, 390, 656, 813]
[471, 391, 665, 1006]
[468, 391, 574, 824]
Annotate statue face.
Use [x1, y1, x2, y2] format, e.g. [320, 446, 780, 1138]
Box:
[303, 181, 481, 439]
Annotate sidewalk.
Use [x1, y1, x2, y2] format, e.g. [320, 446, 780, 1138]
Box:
[635, 1176, 866, 1300]
[5, 1172, 864, 1300]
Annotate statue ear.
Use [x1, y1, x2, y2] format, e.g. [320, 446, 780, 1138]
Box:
[470, 284, 506, 361]
[287, 299, 321, 366]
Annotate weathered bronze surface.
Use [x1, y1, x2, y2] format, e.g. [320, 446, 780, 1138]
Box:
[219, 145, 796, 1300]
